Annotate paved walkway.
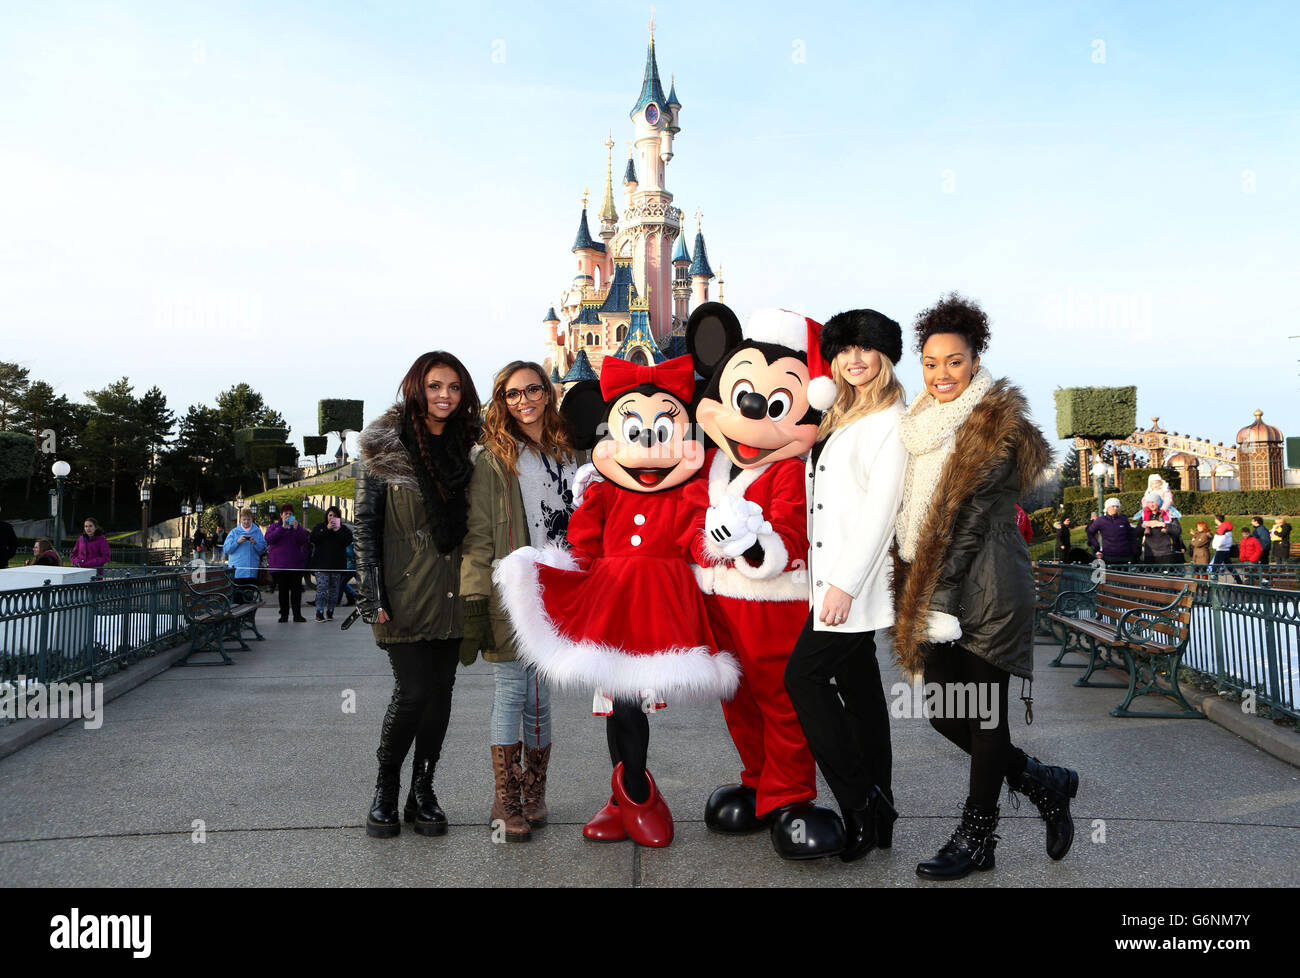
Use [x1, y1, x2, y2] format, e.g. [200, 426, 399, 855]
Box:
[2, 597, 1298, 887]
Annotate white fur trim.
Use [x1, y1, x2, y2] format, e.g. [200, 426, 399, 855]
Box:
[747, 308, 810, 354]
[926, 611, 963, 643]
[808, 375, 837, 412]
[693, 563, 807, 602]
[707, 450, 764, 505]
[732, 529, 788, 581]
[493, 547, 742, 702]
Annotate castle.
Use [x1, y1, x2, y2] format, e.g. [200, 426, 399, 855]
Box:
[542, 21, 720, 385]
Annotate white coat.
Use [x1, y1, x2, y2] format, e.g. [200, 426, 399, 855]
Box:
[804, 400, 907, 633]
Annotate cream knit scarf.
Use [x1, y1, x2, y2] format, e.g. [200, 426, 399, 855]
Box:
[895, 366, 995, 562]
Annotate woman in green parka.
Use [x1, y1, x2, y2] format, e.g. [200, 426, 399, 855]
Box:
[460, 361, 579, 843]
[354, 350, 481, 839]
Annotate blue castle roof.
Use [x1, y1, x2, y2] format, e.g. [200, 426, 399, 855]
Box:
[611, 309, 665, 364]
[544, 307, 559, 323]
[630, 39, 669, 118]
[688, 230, 713, 278]
[562, 349, 598, 383]
[671, 233, 691, 264]
[623, 155, 638, 185]
[599, 260, 639, 313]
[572, 208, 606, 254]
[550, 366, 562, 382]
[570, 304, 603, 327]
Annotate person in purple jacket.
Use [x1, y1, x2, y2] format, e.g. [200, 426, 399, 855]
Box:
[1086, 498, 1137, 566]
[70, 518, 111, 576]
[265, 503, 311, 622]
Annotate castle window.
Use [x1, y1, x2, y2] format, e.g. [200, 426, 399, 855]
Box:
[630, 349, 649, 366]
[616, 325, 627, 342]
[586, 332, 596, 347]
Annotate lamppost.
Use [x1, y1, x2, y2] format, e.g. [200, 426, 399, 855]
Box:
[196, 497, 205, 558]
[1092, 461, 1109, 522]
[181, 499, 192, 558]
[140, 482, 152, 564]
[51, 460, 70, 548]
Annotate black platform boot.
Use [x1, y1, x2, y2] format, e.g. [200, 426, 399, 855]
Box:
[915, 798, 999, 880]
[705, 784, 771, 834]
[403, 756, 448, 837]
[1007, 755, 1078, 860]
[770, 802, 846, 860]
[840, 786, 898, 863]
[366, 769, 401, 838]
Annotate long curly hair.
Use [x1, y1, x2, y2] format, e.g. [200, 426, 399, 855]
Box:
[481, 361, 575, 475]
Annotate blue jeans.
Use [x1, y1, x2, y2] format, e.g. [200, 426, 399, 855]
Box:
[490, 659, 551, 749]
[316, 571, 341, 615]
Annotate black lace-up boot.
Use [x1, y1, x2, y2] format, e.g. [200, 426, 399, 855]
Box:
[915, 798, 999, 880]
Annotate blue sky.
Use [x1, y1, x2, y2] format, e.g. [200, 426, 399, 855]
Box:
[2, 1, 1296, 464]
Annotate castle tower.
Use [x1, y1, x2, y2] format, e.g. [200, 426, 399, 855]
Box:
[671, 233, 691, 324]
[689, 218, 714, 308]
[624, 18, 680, 342]
[571, 192, 608, 290]
[599, 136, 619, 245]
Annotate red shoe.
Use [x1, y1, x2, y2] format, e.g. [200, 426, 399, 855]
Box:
[583, 795, 627, 841]
[612, 762, 674, 848]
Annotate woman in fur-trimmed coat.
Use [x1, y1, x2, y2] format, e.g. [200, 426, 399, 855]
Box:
[892, 293, 1081, 881]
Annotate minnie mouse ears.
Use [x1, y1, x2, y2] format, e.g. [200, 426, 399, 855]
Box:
[559, 381, 607, 452]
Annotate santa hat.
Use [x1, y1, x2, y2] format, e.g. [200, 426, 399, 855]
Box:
[745, 308, 836, 412]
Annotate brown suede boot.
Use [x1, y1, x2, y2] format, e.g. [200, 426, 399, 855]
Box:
[522, 743, 552, 827]
[489, 743, 531, 842]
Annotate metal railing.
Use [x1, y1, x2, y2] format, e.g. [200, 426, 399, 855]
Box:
[1, 573, 187, 706]
[1040, 561, 1299, 722]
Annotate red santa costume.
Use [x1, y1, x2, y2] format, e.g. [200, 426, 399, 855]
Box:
[690, 448, 817, 816]
[497, 476, 740, 703]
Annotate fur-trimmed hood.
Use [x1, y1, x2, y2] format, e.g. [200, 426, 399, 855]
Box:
[891, 378, 1050, 678]
[358, 402, 419, 491]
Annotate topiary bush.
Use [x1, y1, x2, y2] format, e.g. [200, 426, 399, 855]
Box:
[319, 400, 364, 438]
[1054, 387, 1137, 441]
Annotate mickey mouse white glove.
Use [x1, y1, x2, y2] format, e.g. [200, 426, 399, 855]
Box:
[572, 462, 602, 509]
[925, 611, 963, 644]
[705, 496, 772, 559]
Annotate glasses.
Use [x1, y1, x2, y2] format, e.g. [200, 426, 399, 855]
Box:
[504, 384, 547, 404]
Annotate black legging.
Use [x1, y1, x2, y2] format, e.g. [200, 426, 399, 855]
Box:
[605, 699, 649, 803]
[273, 570, 302, 618]
[377, 639, 460, 776]
[923, 643, 1028, 810]
[784, 612, 891, 813]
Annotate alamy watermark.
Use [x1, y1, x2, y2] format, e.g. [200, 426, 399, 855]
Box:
[0, 677, 104, 728]
[890, 680, 1001, 730]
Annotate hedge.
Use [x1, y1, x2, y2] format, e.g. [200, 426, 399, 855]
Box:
[1064, 485, 1102, 503]
[234, 427, 288, 462]
[1054, 386, 1137, 441]
[1028, 506, 1056, 540]
[303, 435, 328, 457]
[319, 399, 364, 436]
[1122, 467, 1179, 493]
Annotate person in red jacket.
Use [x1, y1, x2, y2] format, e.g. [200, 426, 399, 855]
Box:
[70, 518, 111, 575]
[686, 302, 845, 861]
[1014, 504, 1033, 545]
[1239, 532, 1263, 563]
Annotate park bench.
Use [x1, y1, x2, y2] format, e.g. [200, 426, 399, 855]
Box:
[1033, 563, 1063, 640]
[1046, 570, 1200, 719]
[177, 570, 264, 666]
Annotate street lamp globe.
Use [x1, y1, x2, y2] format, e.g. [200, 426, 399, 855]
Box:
[51, 460, 71, 478]
[1091, 462, 1108, 480]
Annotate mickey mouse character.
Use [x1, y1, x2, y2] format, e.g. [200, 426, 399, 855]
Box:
[494, 355, 740, 848]
[686, 301, 846, 860]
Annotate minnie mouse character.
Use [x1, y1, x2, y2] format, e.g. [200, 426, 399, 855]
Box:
[686, 301, 846, 860]
[494, 355, 740, 848]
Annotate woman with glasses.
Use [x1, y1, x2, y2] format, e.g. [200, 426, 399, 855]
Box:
[461, 361, 578, 842]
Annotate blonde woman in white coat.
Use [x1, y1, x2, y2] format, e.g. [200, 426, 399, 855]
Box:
[784, 309, 908, 862]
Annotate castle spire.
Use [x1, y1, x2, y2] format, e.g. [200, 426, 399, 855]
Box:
[599, 134, 618, 234]
[630, 17, 668, 118]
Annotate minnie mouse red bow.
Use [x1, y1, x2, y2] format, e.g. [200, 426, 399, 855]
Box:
[599, 355, 696, 404]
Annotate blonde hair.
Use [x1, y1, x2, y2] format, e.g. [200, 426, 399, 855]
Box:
[481, 361, 575, 475]
[817, 354, 906, 439]
[238, 508, 253, 519]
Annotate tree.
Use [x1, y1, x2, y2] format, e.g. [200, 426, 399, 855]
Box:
[0, 362, 31, 432]
[82, 378, 148, 523]
[163, 385, 289, 504]
[303, 435, 328, 470]
[136, 386, 175, 479]
[16, 380, 77, 501]
[0, 432, 35, 482]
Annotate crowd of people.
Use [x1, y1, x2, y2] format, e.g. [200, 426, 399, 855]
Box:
[350, 293, 1083, 883]
[1051, 502, 1291, 574]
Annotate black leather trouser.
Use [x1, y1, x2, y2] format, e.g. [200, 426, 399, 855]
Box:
[784, 611, 891, 814]
[377, 639, 459, 776]
[923, 643, 1027, 810]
